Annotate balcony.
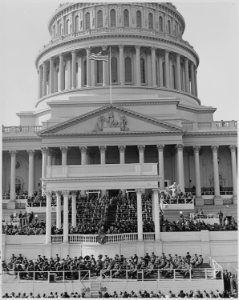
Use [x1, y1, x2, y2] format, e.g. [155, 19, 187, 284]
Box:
[182, 121, 237, 132]
[2, 125, 43, 137]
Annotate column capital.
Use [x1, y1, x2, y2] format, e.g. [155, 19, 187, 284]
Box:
[99, 146, 106, 151]
[157, 144, 164, 150]
[55, 191, 62, 197]
[193, 146, 200, 152]
[79, 146, 87, 152]
[137, 145, 145, 151]
[71, 49, 77, 54]
[41, 147, 48, 154]
[62, 190, 70, 197]
[27, 149, 35, 154]
[176, 144, 184, 150]
[60, 146, 68, 153]
[9, 150, 17, 156]
[152, 188, 160, 194]
[118, 145, 126, 151]
[211, 145, 219, 152]
[71, 191, 77, 197]
[229, 145, 237, 151]
[44, 190, 52, 197]
[136, 189, 143, 194]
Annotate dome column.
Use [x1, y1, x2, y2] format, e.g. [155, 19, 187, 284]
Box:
[42, 61, 47, 96]
[71, 50, 77, 89]
[119, 45, 124, 85]
[80, 146, 87, 165]
[164, 50, 170, 88]
[190, 62, 196, 96]
[151, 47, 156, 87]
[184, 58, 189, 93]
[59, 54, 65, 91]
[86, 48, 91, 87]
[100, 146, 106, 164]
[49, 58, 54, 93]
[176, 54, 181, 90]
[38, 66, 43, 98]
[158, 55, 163, 87]
[135, 46, 141, 86]
[230, 146, 237, 204]
[61, 147, 68, 165]
[119, 145, 125, 164]
[138, 145, 145, 163]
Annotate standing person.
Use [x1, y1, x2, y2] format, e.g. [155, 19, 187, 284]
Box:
[218, 211, 223, 225]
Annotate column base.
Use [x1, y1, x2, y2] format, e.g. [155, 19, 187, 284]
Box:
[214, 196, 223, 205]
[7, 200, 16, 209]
[195, 196, 204, 206]
[136, 240, 144, 257]
[232, 195, 237, 204]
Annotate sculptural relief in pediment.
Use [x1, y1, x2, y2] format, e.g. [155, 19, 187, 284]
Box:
[94, 111, 129, 132]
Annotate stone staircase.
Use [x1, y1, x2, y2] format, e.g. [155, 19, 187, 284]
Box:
[90, 281, 101, 298]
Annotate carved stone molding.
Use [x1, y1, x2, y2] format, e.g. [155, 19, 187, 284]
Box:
[193, 146, 200, 152]
[9, 150, 17, 156]
[62, 190, 70, 197]
[176, 144, 184, 150]
[229, 145, 237, 151]
[157, 144, 164, 151]
[79, 146, 87, 152]
[211, 145, 219, 152]
[118, 145, 126, 152]
[60, 146, 68, 153]
[137, 145, 145, 151]
[99, 146, 106, 152]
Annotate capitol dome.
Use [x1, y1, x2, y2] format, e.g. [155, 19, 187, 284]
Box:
[35, 2, 200, 113]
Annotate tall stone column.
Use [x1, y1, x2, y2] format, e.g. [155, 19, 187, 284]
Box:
[100, 146, 106, 164]
[42, 62, 47, 96]
[45, 191, 52, 244]
[135, 46, 140, 86]
[157, 145, 165, 189]
[80, 146, 87, 165]
[176, 54, 181, 90]
[61, 147, 68, 165]
[194, 69, 198, 97]
[190, 62, 196, 96]
[71, 50, 77, 89]
[153, 189, 160, 240]
[63, 191, 69, 243]
[71, 192, 77, 227]
[59, 54, 64, 91]
[147, 53, 152, 86]
[86, 48, 91, 87]
[184, 58, 189, 93]
[49, 58, 54, 93]
[56, 191, 62, 229]
[230, 146, 237, 204]
[211, 146, 222, 205]
[28, 150, 35, 197]
[138, 145, 145, 163]
[193, 146, 203, 205]
[38, 66, 43, 98]
[151, 47, 156, 87]
[164, 50, 170, 88]
[119, 145, 125, 164]
[77, 56, 82, 88]
[47, 149, 52, 166]
[41, 147, 48, 179]
[176, 144, 185, 193]
[119, 45, 124, 85]
[136, 189, 143, 241]
[10, 151, 16, 201]
[159, 56, 163, 87]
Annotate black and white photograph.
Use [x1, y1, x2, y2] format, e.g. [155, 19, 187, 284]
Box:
[0, 0, 238, 298]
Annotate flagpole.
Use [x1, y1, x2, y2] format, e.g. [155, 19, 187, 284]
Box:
[109, 46, 112, 105]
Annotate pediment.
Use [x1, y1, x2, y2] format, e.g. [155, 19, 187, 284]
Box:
[40, 105, 182, 136]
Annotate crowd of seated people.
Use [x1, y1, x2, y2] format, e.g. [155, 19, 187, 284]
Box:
[2, 288, 238, 298]
[27, 192, 56, 207]
[2, 212, 45, 235]
[2, 252, 205, 282]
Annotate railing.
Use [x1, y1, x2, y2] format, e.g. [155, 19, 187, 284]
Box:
[162, 197, 194, 205]
[183, 121, 237, 131]
[51, 235, 63, 243]
[68, 233, 138, 244]
[2, 125, 42, 134]
[3, 267, 218, 283]
[143, 233, 155, 240]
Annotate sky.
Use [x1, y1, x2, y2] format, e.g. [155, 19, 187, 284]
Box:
[0, 0, 238, 126]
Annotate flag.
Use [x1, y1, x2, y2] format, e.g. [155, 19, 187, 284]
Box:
[89, 50, 108, 61]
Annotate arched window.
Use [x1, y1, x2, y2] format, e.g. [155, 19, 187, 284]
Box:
[125, 57, 132, 83]
[124, 9, 129, 27]
[96, 60, 103, 84]
[85, 12, 90, 30]
[65, 19, 70, 35]
[167, 20, 171, 34]
[159, 16, 163, 32]
[110, 9, 116, 27]
[136, 10, 142, 28]
[111, 57, 118, 83]
[75, 16, 79, 32]
[140, 58, 146, 84]
[97, 10, 103, 28]
[148, 12, 153, 29]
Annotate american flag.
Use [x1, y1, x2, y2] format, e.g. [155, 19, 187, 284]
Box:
[89, 50, 108, 61]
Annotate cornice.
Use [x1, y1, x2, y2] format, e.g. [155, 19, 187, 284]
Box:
[36, 32, 199, 67]
[178, 104, 216, 113]
[3, 136, 41, 142]
[183, 131, 237, 137]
